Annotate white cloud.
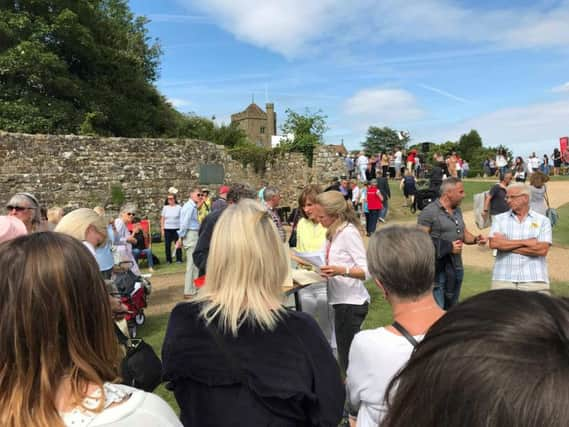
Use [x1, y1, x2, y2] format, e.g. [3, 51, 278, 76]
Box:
[344, 88, 424, 130]
[177, 0, 569, 57]
[168, 98, 193, 108]
[418, 100, 569, 156]
[552, 82, 569, 93]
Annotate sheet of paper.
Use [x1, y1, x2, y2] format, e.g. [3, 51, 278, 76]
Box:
[291, 250, 325, 270]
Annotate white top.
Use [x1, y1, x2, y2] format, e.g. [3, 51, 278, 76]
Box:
[60, 383, 182, 426]
[326, 223, 370, 305]
[357, 155, 368, 168]
[161, 204, 182, 229]
[528, 156, 540, 169]
[496, 154, 507, 168]
[347, 327, 423, 427]
[394, 151, 402, 163]
[352, 186, 361, 203]
[489, 210, 551, 283]
[530, 185, 547, 215]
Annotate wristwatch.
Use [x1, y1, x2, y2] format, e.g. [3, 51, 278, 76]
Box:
[343, 266, 350, 277]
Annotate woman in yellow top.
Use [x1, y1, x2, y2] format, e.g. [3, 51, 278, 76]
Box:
[293, 184, 336, 350]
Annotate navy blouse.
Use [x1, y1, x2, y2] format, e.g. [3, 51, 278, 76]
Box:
[162, 302, 345, 426]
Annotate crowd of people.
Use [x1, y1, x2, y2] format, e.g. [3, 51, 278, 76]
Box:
[0, 152, 565, 426]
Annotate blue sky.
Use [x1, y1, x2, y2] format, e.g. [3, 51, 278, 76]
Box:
[129, 0, 569, 156]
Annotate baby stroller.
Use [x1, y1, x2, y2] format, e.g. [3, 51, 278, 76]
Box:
[113, 266, 152, 338]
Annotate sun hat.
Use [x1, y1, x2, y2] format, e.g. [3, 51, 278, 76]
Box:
[0, 216, 28, 243]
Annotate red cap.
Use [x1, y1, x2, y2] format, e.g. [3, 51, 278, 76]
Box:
[219, 185, 230, 195]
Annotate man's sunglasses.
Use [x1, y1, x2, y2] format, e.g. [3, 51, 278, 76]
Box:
[6, 205, 34, 212]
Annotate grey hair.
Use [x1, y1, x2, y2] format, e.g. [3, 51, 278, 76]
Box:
[263, 186, 280, 202]
[367, 225, 435, 299]
[7, 193, 42, 225]
[119, 203, 137, 214]
[440, 177, 462, 195]
[508, 182, 531, 197]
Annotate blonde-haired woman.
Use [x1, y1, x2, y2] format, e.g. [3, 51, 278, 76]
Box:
[162, 199, 344, 426]
[55, 208, 108, 257]
[314, 191, 370, 373]
[0, 232, 181, 427]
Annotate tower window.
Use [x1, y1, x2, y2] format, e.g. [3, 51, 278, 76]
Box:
[260, 126, 265, 134]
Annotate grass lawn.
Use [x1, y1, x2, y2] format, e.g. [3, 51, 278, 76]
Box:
[552, 202, 569, 247]
[138, 265, 569, 411]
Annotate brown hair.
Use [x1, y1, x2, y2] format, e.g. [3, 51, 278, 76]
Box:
[529, 170, 549, 188]
[298, 184, 322, 219]
[0, 232, 120, 427]
[315, 190, 361, 240]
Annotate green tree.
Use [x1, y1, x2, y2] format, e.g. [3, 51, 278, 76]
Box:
[362, 126, 408, 154]
[457, 129, 483, 162]
[0, 0, 178, 136]
[280, 108, 327, 166]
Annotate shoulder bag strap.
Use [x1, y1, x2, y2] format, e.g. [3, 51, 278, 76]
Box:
[392, 321, 419, 348]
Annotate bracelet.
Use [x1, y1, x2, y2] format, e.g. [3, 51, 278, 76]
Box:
[343, 266, 350, 277]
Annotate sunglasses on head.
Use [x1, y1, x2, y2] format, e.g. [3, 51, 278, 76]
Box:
[6, 205, 33, 212]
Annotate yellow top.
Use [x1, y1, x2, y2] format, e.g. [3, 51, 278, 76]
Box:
[295, 217, 326, 252]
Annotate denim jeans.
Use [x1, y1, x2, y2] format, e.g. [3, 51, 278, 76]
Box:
[434, 268, 464, 309]
[164, 228, 183, 263]
[379, 198, 389, 219]
[132, 248, 154, 268]
[367, 209, 380, 235]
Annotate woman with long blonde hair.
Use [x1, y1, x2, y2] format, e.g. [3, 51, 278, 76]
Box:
[0, 232, 180, 427]
[162, 199, 344, 426]
[314, 191, 370, 373]
[55, 208, 108, 257]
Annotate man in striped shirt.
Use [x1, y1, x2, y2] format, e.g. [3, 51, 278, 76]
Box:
[489, 183, 552, 293]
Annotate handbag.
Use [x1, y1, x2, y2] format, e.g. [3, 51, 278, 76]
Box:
[288, 208, 300, 248]
[544, 188, 558, 227]
[116, 325, 162, 392]
[546, 208, 558, 227]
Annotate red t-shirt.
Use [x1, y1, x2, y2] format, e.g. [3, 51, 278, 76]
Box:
[367, 186, 383, 210]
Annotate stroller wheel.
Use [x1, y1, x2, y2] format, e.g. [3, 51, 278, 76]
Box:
[135, 312, 146, 326]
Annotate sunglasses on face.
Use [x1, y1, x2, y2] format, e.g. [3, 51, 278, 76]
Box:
[196, 193, 204, 197]
[126, 212, 135, 216]
[6, 205, 33, 212]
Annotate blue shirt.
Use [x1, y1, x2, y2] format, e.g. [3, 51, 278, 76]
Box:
[95, 224, 117, 271]
[178, 199, 200, 238]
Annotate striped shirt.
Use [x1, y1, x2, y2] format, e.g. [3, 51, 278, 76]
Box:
[489, 210, 551, 283]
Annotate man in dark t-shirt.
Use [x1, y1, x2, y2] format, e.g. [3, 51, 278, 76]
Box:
[483, 172, 512, 220]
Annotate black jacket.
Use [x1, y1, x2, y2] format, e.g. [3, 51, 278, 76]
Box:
[162, 303, 345, 426]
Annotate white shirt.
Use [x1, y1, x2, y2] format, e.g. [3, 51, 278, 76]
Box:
[61, 383, 182, 426]
[352, 186, 361, 204]
[357, 155, 368, 168]
[326, 223, 370, 305]
[161, 204, 182, 229]
[347, 328, 423, 427]
[496, 154, 507, 168]
[490, 210, 551, 283]
[394, 151, 402, 163]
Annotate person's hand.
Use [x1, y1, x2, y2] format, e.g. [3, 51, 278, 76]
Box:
[477, 234, 488, 245]
[175, 239, 182, 249]
[320, 265, 343, 277]
[109, 296, 129, 321]
[451, 240, 463, 254]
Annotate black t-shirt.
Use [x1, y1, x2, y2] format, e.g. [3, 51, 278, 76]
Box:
[132, 230, 145, 250]
[489, 184, 509, 215]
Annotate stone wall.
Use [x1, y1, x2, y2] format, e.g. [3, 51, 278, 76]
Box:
[0, 132, 346, 221]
